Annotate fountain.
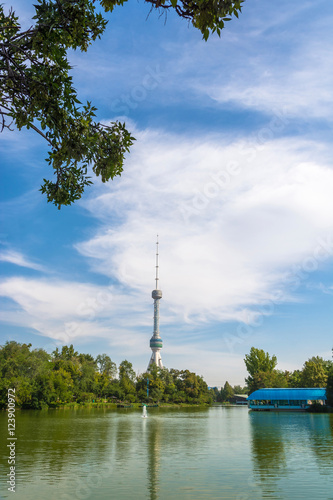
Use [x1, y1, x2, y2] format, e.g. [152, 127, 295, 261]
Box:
[142, 405, 148, 418]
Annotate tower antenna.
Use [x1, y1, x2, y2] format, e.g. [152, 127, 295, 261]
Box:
[155, 235, 159, 290]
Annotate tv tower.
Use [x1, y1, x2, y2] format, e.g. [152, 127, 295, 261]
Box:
[148, 236, 163, 370]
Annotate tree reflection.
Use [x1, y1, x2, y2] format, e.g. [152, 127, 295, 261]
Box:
[249, 411, 333, 497]
[250, 412, 287, 479]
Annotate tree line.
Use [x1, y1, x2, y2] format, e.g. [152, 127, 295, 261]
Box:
[0, 341, 213, 409]
[212, 347, 333, 405]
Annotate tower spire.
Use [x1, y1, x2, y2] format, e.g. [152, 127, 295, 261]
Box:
[155, 235, 159, 290]
[148, 236, 163, 370]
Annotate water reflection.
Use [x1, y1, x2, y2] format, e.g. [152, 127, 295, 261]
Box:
[12, 409, 113, 477]
[145, 417, 161, 500]
[303, 414, 333, 472]
[1, 408, 333, 500]
[142, 407, 210, 500]
[250, 412, 287, 476]
[249, 411, 333, 499]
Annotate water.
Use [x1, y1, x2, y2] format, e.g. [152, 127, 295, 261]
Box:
[1, 407, 333, 500]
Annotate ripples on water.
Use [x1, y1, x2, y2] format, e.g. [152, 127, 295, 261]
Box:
[0, 407, 332, 500]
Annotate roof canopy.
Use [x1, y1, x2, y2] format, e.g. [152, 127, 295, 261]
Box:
[247, 388, 327, 401]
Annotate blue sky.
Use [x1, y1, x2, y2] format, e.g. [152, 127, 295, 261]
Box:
[0, 0, 332, 387]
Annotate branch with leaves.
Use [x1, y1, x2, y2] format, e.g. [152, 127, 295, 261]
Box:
[1, 0, 243, 208]
[103, 0, 244, 40]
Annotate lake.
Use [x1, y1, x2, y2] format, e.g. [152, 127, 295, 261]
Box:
[1, 407, 333, 500]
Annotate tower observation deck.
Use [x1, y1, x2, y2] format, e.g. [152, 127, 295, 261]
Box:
[148, 237, 163, 370]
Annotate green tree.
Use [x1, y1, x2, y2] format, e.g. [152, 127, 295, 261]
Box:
[249, 369, 288, 392]
[220, 381, 234, 402]
[0, 0, 243, 208]
[96, 354, 117, 379]
[137, 365, 165, 402]
[52, 344, 78, 361]
[326, 350, 333, 407]
[209, 386, 220, 402]
[0, 340, 215, 407]
[232, 385, 248, 395]
[103, 0, 244, 40]
[0, 341, 52, 408]
[301, 356, 329, 388]
[33, 370, 57, 408]
[244, 347, 278, 394]
[51, 344, 81, 385]
[287, 369, 303, 388]
[327, 373, 333, 407]
[78, 359, 96, 394]
[119, 360, 136, 400]
[52, 367, 74, 402]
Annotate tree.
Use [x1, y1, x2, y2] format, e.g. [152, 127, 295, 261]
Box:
[0, 0, 244, 208]
[249, 369, 288, 392]
[52, 344, 78, 361]
[103, 1, 244, 40]
[301, 356, 329, 388]
[96, 354, 117, 379]
[0, 340, 215, 406]
[326, 350, 333, 407]
[244, 347, 278, 394]
[136, 365, 165, 402]
[220, 381, 234, 402]
[244, 347, 278, 375]
[51, 344, 81, 383]
[232, 385, 248, 395]
[287, 369, 303, 388]
[119, 360, 136, 400]
[78, 356, 97, 394]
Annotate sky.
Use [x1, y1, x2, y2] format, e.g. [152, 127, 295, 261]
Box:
[0, 0, 332, 387]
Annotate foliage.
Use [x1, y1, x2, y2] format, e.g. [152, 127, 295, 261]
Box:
[244, 347, 278, 394]
[0, 0, 243, 208]
[326, 370, 333, 407]
[248, 369, 289, 394]
[286, 369, 303, 388]
[0, 341, 212, 407]
[244, 347, 333, 405]
[218, 381, 234, 402]
[136, 365, 212, 404]
[0, 2, 135, 208]
[325, 348, 333, 407]
[96, 353, 117, 378]
[232, 384, 248, 395]
[301, 356, 331, 388]
[244, 347, 278, 376]
[102, 0, 244, 41]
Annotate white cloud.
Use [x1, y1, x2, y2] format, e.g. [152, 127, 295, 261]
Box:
[0, 250, 45, 272]
[0, 276, 144, 325]
[194, 22, 333, 121]
[204, 47, 333, 120]
[0, 276, 153, 357]
[76, 128, 333, 324]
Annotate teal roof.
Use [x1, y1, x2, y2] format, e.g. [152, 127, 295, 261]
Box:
[247, 388, 326, 401]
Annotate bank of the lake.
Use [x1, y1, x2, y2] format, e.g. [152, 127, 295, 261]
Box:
[1, 406, 333, 500]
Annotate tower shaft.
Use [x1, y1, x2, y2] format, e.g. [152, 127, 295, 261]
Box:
[153, 299, 160, 337]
